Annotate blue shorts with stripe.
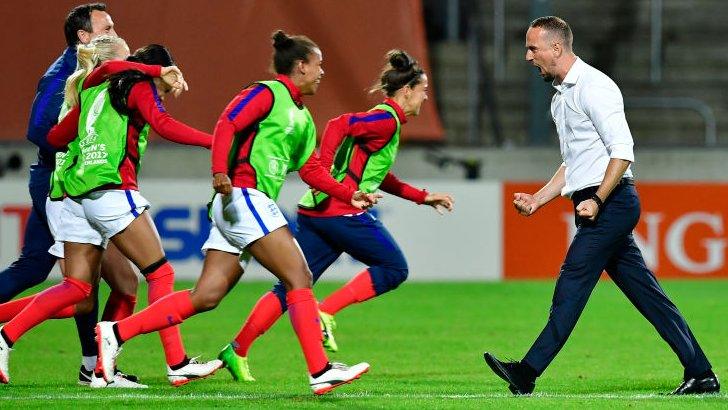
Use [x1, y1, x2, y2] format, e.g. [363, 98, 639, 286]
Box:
[271, 212, 408, 309]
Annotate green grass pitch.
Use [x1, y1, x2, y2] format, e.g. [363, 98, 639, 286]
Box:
[1, 280, 726, 408]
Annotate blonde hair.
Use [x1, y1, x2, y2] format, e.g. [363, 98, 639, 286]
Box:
[63, 35, 128, 107]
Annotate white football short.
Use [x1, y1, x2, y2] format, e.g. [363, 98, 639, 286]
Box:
[80, 189, 151, 242]
[201, 218, 253, 269]
[45, 198, 65, 257]
[202, 187, 288, 253]
[52, 197, 108, 250]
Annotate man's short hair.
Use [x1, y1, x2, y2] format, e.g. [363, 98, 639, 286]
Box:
[64, 3, 107, 48]
[529, 16, 573, 50]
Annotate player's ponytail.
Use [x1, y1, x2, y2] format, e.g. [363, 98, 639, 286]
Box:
[370, 49, 425, 97]
[271, 29, 318, 75]
[64, 35, 127, 108]
[108, 44, 175, 116]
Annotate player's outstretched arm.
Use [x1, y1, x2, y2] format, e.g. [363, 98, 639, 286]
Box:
[423, 193, 454, 215]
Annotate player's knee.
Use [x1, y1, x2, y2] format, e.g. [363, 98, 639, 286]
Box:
[281, 266, 313, 291]
[374, 256, 408, 293]
[74, 295, 96, 314]
[302, 267, 313, 288]
[193, 289, 225, 312]
[109, 273, 139, 296]
[104, 266, 139, 295]
[122, 275, 139, 295]
[389, 253, 409, 284]
[386, 266, 409, 290]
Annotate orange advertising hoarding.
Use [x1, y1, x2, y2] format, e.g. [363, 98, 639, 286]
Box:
[504, 182, 728, 279]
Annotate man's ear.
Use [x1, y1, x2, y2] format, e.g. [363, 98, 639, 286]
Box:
[77, 29, 90, 45]
[552, 41, 562, 58]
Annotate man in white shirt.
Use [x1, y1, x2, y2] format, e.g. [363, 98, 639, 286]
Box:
[483, 16, 718, 396]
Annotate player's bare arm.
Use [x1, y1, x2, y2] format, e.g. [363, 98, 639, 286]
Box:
[424, 192, 454, 215]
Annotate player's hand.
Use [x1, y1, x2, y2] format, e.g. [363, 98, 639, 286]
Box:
[212, 173, 232, 195]
[576, 199, 599, 221]
[351, 190, 382, 210]
[160, 66, 189, 98]
[424, 192, 454, 215]
[513, 192, 539, 216]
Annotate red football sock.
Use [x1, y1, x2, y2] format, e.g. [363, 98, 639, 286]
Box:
[116, 290, 196, 342]
[232, 291, 283, 356]
[0, 295, 77, 323]
[319, 269, 377, 315]
[2, 277, 91, 344]
[287, 288, 328, 375]
[145, 261, 187, 366]
[101, 291, 137, 322]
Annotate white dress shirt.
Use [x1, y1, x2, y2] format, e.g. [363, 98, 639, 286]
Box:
[551, 57, 634, 197]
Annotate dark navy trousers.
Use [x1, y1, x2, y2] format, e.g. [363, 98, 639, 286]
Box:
[0, 164, 56, 302]
[523, 182, 712, 379]
[271, 212, 408, 309]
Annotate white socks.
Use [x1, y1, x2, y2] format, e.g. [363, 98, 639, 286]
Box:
[82, 355, 97, 372]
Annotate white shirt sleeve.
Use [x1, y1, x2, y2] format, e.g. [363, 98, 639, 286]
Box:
[580, 81, 635, 163]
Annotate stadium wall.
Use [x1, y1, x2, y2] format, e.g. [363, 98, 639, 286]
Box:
[0, 0, 442, 142]
[2, 179, 727, 281]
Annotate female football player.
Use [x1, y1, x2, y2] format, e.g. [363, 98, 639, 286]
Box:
[95, 30, 377, 395]
[219, 50, 454, 382]
[0, 44, 220, 386]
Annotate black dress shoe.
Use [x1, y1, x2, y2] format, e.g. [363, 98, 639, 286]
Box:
[483, 352, 535, 395]
[671, 375, 720, 395]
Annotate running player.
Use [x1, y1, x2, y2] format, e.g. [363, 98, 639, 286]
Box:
[0, 34, 186, 388]
[0, 35, 157, 388]
[218, 50, 454, 382]
[0, 44, 221, 386]
[94, 30, 377, 395]
[0, 3, 137, 386]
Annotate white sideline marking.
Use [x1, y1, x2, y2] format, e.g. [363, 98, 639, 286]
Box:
[2, 392, 726, 401]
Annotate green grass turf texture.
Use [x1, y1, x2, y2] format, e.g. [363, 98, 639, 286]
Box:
[1, 280, 725, 409]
